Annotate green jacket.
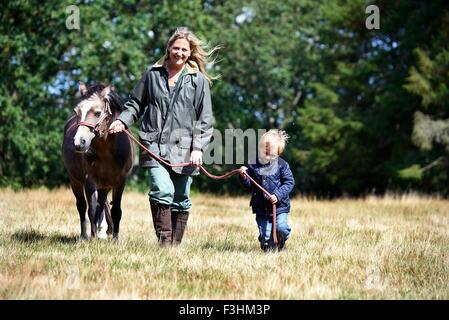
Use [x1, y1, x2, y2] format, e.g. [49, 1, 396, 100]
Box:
[118, 57, 214, 175]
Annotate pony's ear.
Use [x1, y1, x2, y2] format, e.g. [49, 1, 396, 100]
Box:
[79, 82, 87, 96]
[110, 84, 116, 92]
[101, 85, 112, 99]
[73, 105, 81, 117]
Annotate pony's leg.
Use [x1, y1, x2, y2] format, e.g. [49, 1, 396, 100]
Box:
[71, 179, 88, 240]
[104, 200, 114, 236]
[111, 180, 126, 241]
[85, 178, 97, 238]
[95, 189, 110, 239]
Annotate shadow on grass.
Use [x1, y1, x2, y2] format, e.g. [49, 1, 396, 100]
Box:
[11, 229, 78, 245]
[49, 234, 78, 244]
[200, 239, 254, 253]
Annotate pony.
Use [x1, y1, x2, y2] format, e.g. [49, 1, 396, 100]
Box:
[62, 83, 133, 241]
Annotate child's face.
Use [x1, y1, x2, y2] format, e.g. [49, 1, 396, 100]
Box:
[258, 137, 279, 164]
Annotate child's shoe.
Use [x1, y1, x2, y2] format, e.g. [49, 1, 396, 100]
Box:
[277, 238, 286, 252]
[261, 242, 280, 252]
[260, 242, 270, 252]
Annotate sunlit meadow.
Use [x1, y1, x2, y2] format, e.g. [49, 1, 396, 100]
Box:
[0, 188, 447, 299]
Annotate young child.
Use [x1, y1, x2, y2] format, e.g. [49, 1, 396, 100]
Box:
[239, 129, 295, 252]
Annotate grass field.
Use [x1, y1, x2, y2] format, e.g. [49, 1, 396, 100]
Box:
[0, 188, 447, 299]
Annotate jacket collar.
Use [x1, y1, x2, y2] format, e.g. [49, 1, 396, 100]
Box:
[152, 55, 199, 74]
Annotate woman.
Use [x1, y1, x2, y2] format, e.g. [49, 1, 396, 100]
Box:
[109, 27, 218, 246]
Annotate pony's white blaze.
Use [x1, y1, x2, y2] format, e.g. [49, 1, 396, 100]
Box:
[73, 98, 99, 150]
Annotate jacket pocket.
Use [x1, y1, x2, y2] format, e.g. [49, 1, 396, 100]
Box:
[179, 136, 192, 149]
[139, 131, 159, 142]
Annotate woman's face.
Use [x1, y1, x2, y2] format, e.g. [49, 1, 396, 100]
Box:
[168, 38, 191, 68]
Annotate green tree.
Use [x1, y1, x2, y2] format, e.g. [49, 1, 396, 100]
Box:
[404, 45, 449, 193]
[1, 1, 71, 187]
[0, 0, 221, 189]
[296, 0, 449, 196]
[2, 0, 449, 198]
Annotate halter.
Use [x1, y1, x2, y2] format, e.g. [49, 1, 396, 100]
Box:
[78, 99, 112, 135]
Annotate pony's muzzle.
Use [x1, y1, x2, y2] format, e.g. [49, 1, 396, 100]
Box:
[74, 127, 95, 152]
[75, 138, 87, 152]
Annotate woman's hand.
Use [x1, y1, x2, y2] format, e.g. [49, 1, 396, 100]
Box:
[190, 150, 203, 167]
[109, 120, 126, 133]
[239, 166, 248, 177]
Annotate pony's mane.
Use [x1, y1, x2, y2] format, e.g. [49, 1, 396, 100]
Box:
[108, 90, 124, 113]
[80, 83, 124, 113]
[80, 84, 104, 100]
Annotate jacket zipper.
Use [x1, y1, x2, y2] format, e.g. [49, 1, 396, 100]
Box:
[159, 70, 185, 145]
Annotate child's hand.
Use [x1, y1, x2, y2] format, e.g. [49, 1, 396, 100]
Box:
[269, 194, 278, 204]
[239, 166, 248, 177]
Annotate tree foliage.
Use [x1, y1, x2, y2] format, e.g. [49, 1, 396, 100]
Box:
[1, 0, 448, 196]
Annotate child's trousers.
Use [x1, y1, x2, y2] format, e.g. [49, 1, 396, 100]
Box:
[255, 212, 291, 250]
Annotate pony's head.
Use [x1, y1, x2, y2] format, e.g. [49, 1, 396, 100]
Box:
[73, 82, 123, 152]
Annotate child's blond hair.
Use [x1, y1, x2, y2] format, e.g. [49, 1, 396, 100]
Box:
[260, 129, 289, 155]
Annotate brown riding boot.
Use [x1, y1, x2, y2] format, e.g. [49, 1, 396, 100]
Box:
[171, 211, 189, 245]
[150, 201, 172, 247]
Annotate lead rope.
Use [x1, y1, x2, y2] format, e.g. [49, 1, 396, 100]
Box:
[122, 129, 278, 245]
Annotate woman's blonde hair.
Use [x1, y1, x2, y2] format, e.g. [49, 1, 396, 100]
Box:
[260, 129, 290, 155]
[165, 26, 221, 85]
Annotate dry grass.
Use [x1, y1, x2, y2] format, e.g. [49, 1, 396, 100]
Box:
[0, 188, 448, 299]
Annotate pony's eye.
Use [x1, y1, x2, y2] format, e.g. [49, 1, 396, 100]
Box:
[94, 112, 101, 117]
